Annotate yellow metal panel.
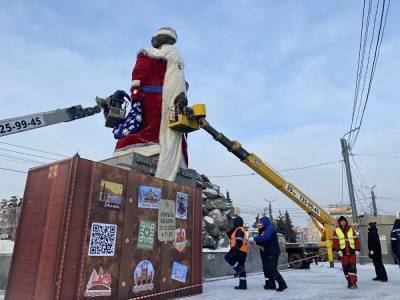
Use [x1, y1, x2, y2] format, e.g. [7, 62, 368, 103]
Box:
[244, 153, 336, 226]
[191, 104, 206, 118]
[169, 114, 200, 133]
[324, 224, 334, 266]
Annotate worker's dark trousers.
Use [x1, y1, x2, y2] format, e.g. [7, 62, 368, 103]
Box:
[261, 253, 287, 289]
[372, 257, 388, 280]
[225, 249, 247, 287]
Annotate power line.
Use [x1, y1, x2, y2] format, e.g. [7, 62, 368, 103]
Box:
[0, 147, 57, 161]
[352, 0, 380, 143]
[351, 0, 367, 130]
[0, 167, 27, 174]
[0, 157, 40, 166]
[353, 152, 400, 158]
[209, 173, 256, 178]
[209, 159, 342, 178]
[376, 196, 400, 200]
[278, 160, 342, 172]
[351, 0, 391, 147]
[0, 153, 46, 165]
[350, 155, 368, 187]
[0, 141, 68, 158]
[351, 169, 371, 214]
[349, 0, 372, 143]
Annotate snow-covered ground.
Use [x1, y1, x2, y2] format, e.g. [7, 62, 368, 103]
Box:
[1, 263, 399, 300]
[184, 263, 400, 300]
[0, 240, 14, 254]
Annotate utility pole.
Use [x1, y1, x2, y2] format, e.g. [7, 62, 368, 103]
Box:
[340, 138, 358, 222]
[371, 185, 378, 217]
[264, 198, 274, 222]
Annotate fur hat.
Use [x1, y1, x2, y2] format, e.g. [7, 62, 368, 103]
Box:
[154, 27, 177, 42]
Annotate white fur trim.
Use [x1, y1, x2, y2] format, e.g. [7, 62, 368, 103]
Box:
[156, 28, 177, 40]
[113, 143, 160, 158]
[131, 79, 140, 87]
[154, 45, 185, 181]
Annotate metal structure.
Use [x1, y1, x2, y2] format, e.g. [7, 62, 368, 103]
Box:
[0, 96, 126, 137]
[0, 97, 341, 266]
[340, 138, 359, 222]
[371, 185, 378, 217]
[169, 104, 337, 266]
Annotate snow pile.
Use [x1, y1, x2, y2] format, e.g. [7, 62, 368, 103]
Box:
[203, 246, 230, 253]
[185, 263, 400, 300]
[204, 216, 214, 224]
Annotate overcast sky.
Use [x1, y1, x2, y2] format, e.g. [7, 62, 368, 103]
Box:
[0, 0, 399, 226]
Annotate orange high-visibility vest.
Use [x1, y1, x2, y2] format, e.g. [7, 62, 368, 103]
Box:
[230, 227, 249, 253]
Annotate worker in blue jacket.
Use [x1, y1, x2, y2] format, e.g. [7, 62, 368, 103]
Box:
[254, 216, 287, 292]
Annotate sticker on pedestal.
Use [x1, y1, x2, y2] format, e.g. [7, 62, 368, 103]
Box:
[176, 192, 188, 220]
[171, 262, 188, 283]
[138, 186, 161, 209]
[88, 222, 117, 256]
[137, 220, 156, 250]
[158, 199, 176, 241]
[99, 180, 123, 210]
[173, 228, 189, 252]
[132, 260, 155, 293]
[84, 267, 111, 297]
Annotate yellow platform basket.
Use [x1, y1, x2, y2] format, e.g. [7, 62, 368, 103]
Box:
[168, 106, 200, 133]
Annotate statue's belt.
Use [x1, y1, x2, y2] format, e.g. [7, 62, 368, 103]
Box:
[141, 86, 163, 93]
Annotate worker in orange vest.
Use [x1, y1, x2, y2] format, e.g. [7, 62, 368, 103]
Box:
[332, 216, 361, 289]
[224, 216, 249, 290]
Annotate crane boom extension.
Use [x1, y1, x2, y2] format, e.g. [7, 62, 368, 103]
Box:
[0, 95, 127, 137]
[198, 117, 336, 226]
[169, 104, 336, 266]
[0, 105, 101, 137]
[199, 117, 336, 265]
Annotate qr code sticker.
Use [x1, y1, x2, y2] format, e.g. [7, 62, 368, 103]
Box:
[88, 222, 117, 256]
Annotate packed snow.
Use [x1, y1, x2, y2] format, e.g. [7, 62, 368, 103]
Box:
[0, 240, 14, 254]
[203, 246, 231, 253]
[183, 263, 400, 300]
[1, 263, 399, 299]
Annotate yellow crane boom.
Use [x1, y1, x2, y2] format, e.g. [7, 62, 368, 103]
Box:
[169, 103, 337, 266]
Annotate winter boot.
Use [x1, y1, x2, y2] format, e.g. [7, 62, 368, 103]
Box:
[348, 284, 358, 289]
[234, 278, 247, 290]
[264, 279, 276, 290]
[276, 285, 287, 292]
[276, 277, 287, 292]
[372, 277, 380, 281]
